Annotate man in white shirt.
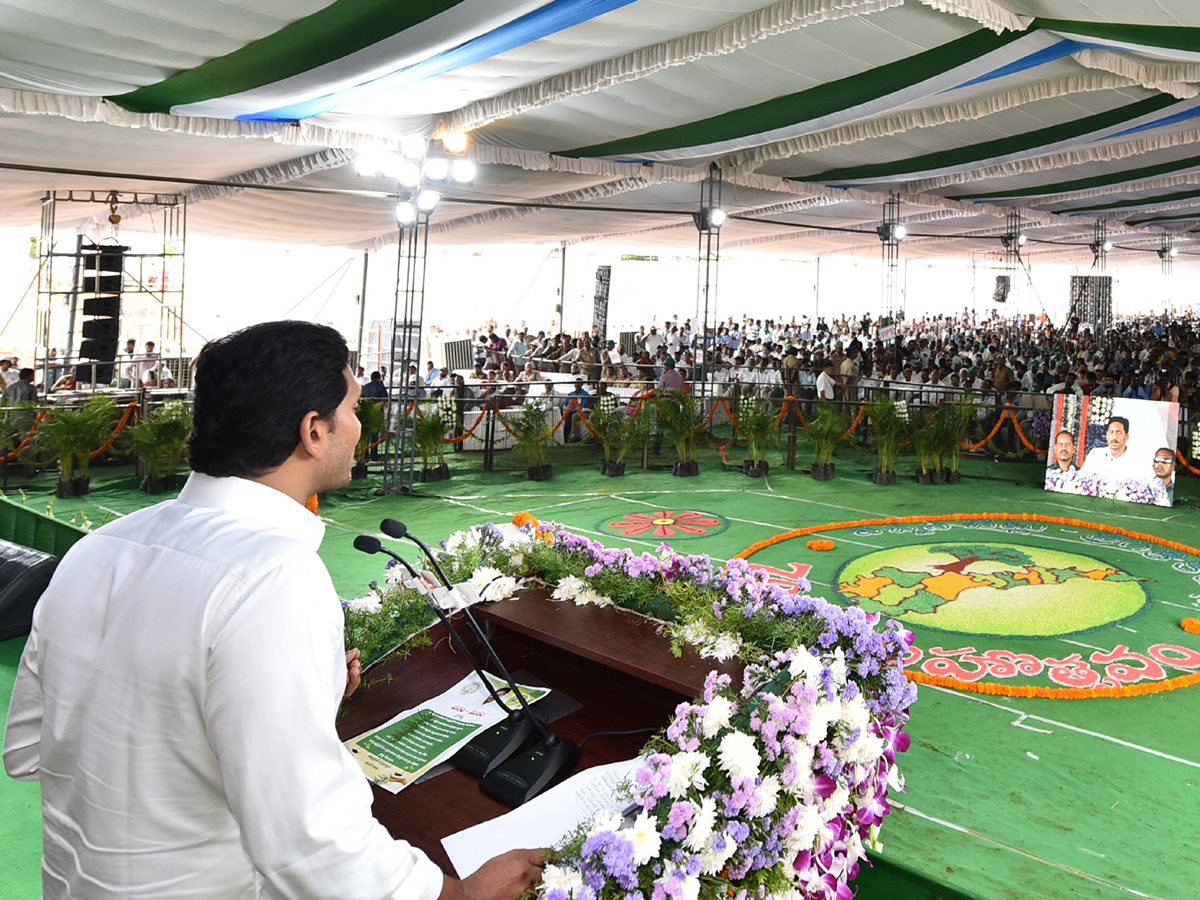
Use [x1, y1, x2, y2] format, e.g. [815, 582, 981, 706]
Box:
[816, 360, 837, 402]
[1080, 415, 1151, 490]
[4, 321, 542, 900]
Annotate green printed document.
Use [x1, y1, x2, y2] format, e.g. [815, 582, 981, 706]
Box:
[345, 673, 549, 793]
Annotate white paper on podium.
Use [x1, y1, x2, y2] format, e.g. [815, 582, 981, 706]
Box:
[442, 756, 643, 877]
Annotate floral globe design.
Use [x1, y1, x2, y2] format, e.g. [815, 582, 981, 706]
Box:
[603, 509, 725, 539]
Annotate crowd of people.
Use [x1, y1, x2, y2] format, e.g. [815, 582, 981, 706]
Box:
[390, 309, 1199, 421]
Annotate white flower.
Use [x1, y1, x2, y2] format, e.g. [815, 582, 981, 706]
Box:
[345, 593, 383, 615]
[628, 809, 662, 865]
[385, 564, 408, 588]
[664, 751, 708, 798]
[551, 575, 587, 602]
[828, 647, 848, 688]
[698, 830, 738, 875]
[700, 695, 734, 738]
[588, 808, 623, 837]
[682, 796, 716, 851]
[757, 774, 781, 816]
[706, 632, 744, 661]
[786, 803, 824, 854]
[575, 585, 613, 607]
[541, 865, 584, 898]
[508, 552, 525, 571]
[822, 786, 850, 823]
[717, 730, 760, 782]
[787, 647, 822, 683]
[806, 700, 840, 743]
[469, 566, 517, 602]
[680, 875, 701, 900]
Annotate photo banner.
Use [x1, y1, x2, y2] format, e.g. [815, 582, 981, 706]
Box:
[1044, 394, 1178, 507]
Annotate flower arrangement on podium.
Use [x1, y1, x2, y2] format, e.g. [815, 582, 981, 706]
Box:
[345, 514, 916, 900]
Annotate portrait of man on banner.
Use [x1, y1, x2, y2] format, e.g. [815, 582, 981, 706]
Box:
[1044, 394, 1178, 508]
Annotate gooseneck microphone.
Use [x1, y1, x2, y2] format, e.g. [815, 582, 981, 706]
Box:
[378, 518, 580, 805]
[352, 534, 541, 774]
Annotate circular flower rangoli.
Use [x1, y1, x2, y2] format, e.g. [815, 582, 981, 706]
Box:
[602, 509, 725, 540]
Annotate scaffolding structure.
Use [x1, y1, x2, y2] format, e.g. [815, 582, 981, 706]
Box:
[382, 213, 432, 493]
[36, 191, 185, 389]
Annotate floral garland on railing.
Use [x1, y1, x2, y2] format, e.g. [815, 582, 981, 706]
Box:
[345, 513, 916, 900]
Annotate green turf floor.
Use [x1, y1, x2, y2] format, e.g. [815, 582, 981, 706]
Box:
[2, 445, 1199, 899]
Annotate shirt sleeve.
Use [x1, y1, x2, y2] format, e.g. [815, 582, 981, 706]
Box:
[2, 623, 42, 781]
[202, 555, 444, 900]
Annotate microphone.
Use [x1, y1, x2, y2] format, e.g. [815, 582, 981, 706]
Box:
[353, 534, 542, 775]
[380, 518, 580, 805]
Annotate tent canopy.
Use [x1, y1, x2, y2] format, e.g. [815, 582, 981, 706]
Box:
[5, 0, 1200, 266]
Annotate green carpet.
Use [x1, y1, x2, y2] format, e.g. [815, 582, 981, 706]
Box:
[3, 445, 1200, 899]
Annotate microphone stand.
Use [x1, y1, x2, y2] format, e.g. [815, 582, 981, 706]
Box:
[352, 535, 541, 776]
[379, 519, 580, 805]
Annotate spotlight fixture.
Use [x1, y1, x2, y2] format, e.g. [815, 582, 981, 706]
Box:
[1000, 232, 1027, 250]
[394, 200, 417, 225]
[397, 161, 421, 188]
[450, 158, 476, 184]
[441, 131, 468, 153]
[876, 223, 906, 242]
[400, 135, 426, 159]
[692, 207, 727, 231]
[416, 189, 442, 213]
[1089, 240, 1113, 255]
[354, 147, 388, 178]
[423, 157, 450, 181]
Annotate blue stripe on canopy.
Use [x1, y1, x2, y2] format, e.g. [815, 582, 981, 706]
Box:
[1101, 103, 1200, 140]
[241, 0, 637, 122]
[946, 39, 1101, 92]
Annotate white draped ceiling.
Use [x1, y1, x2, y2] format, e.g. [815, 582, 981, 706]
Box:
[4, 0, 1200, 266]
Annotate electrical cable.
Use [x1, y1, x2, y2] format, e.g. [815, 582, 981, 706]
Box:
[576, 726, 659, 749]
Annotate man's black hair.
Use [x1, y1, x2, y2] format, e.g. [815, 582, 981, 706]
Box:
[189, 321, 350, 477]
[1055, 429, 1074, 443]
[1107, 415, 1130, 434]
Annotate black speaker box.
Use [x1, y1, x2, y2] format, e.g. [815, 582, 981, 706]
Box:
[83, 275, 123, 294]
[82, 318, 120, 340]
[82, 296, 120, 317]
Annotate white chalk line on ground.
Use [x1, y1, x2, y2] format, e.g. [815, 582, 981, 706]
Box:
[888, 801, 1167, 900]
[925, 683, 1200, 768]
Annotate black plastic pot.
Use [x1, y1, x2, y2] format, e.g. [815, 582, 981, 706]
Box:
[55, 480, 75, 499]
[872, 468, 897, 485]
[527, 464, 553, 481]
[811, 462, 834, 481]
[163, 473, 179, 490]
[673, 461, 698, 477]
[141, 476, 165, 495]
[73, 477, 90, 496]
[602, 460, 626, 477]
[351, 463, 369, 480]
[745, 460, 769, 478]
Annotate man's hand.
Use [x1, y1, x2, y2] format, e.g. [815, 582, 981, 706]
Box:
[450, 849, 545, 900]
[343, 648, 362, 700]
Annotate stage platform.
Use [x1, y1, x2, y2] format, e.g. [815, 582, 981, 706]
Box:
[2, 446, 1198, 900]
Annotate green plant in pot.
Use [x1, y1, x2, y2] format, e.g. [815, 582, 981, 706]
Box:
[30, 395, 117, 497]
[909, 407, 939, 484]
[937, 391, 975, 483]
[592, 402, 650, 476]
[656, 390, 705, 476]
[353, 398, 386, 479]
[865, 394, 908, 485]
[804, 401, 844, 480]
[157, 401, 192, 490]
[509, 402, 554, 480]
[414, 401, 450, 482]
[124, 410, 168, 493]
[736, 397, 776, 477]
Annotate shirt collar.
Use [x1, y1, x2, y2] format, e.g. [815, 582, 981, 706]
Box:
[177, 472, 325, 552]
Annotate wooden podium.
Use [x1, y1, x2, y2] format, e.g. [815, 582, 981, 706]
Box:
[336, 590, 737, 871]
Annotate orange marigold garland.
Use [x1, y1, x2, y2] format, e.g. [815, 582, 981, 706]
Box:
[736, 512, 1200, 700]
[512, 512, 539, 528]
[806, 539, 835, 551]
[305, 494, 319, 515]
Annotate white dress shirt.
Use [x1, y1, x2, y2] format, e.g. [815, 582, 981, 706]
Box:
[4, 473, 443, 900]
